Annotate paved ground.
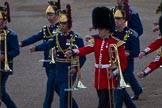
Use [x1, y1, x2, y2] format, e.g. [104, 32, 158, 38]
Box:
[0, 0, 162, 108]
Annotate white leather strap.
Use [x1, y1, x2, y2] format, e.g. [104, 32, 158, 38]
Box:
[95, 64, 111, 68]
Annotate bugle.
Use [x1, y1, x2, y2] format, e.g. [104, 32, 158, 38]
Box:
[108, 44, 129, 88]
[71, 44, 86, 89]
[38, 48, 55, 63]
[75, 56, 87, 89]
[49, 47, 55, 64]
[0, 30, 11, 72]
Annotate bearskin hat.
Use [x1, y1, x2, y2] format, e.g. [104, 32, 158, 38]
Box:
[92, 6, 115, 32]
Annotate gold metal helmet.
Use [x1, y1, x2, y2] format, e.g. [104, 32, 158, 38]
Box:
[59, 4, 72, 29]
[0, 2, 11, 22]
[46, 0, 61, 14]
[114, 9, 124, 18]
[113, 6, 126, 18]
[0, 6, 6, 19]
[59, 10, 68, 23]
[113, 0, 130, 21]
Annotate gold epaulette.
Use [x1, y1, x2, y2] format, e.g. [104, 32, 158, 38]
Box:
[88, 38, 94, 44]
[111, 35, 125, 47]
[117, 41, 125, 47]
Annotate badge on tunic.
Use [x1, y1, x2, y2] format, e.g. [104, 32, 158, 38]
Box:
[66, 39, 70, 45]
[106, 43, 108, 48]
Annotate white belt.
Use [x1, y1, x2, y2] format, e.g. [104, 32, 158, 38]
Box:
[95, 64, 111, 68]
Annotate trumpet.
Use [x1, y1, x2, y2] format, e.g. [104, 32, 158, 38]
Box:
[38, 48, 55, 63]
[49, 47, 55, 64]
[75, 56, 87, 89]
[71, 44, 87, 89]
[0, 30, 12, 72]
[108, 44, 129, 88]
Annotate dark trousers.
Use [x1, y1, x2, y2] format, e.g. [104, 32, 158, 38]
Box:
[1, 74, 17, 108]
[123, 66, 143, 95]
[114, 88, 137, 108]
[97, 89, 114, 108]
[43, 67, 59, 108]
[55, 81, 78, 108]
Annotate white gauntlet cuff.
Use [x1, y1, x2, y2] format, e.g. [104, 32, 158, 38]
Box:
[112, 69, 119, 76]
[72, 49, 80, 54]
[143, 67, 151, 76]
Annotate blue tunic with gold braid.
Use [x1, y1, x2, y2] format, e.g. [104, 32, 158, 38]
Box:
[35, 30, 86, 108]
[35, 30, 86, 82]
[0, 26, 20, 108]
[113, 27, 142, 99]
[128, 7, 143, 37]
[21, 22, 61, 70]
[0, 26, 20, 75]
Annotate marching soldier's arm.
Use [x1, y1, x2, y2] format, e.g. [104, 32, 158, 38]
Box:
[20, 30, 44, 47]
[73, 45, 94, 57]
[7, 31, 20, 58]
[35, 39, 55, 51]
[142, 37, 162, 55]
[137, 56, 162, 78]
[66, 42, 93, 68]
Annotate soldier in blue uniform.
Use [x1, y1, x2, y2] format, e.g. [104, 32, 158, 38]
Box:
[0, 2, 20, 108]
[116, 0, 143, 37]
[19, 1, 61, 108]
[112, 3, 139, 108]
[114, 0, 143, 100]
[30, 4, 86, 108]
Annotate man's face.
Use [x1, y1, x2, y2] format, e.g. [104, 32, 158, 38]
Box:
[98, 28, 109, 38]
[0, 19, 5, 29]
[46, 13, 58, 24]
[115, 17, 125, 28]
[60, 22, 69, 32]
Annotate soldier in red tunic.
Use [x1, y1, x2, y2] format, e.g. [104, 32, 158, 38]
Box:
[137, 35, 162, 77]
[65, 6, 128, 108]
[137, 12, 162, 78]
